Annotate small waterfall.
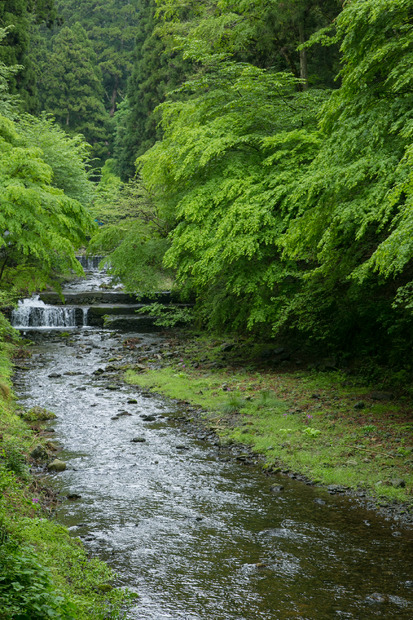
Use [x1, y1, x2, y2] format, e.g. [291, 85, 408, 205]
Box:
[11, 296, 82, 329]
[76, 256, 106, 272]
[82, 307, 89, 327]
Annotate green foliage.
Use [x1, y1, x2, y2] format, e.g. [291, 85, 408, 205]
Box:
[126, 0, 413, 367]
[0, 0, 56, 112]
[113, 0, 189, 179]
[137, 302, 194, 327]
[52, 1, 141, 117]
[0, 27, 21, 118]
[0, 540, 77, 619]
[17, 113, 95, 206]
[37, 22, 111, 166]
[139, 58, 323, 331]
[156, 0, 341, 82]
[278, 0, 413, 352]
[90, 175, 173, 292]
[0, 113, 95, 295]
[0, 439, 28, 477]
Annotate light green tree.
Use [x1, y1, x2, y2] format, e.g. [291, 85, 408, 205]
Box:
[0, 114, 94, 294]
[278, 0, 413, 351]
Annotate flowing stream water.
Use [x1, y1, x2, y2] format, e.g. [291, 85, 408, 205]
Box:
[12, 269, 413, 619]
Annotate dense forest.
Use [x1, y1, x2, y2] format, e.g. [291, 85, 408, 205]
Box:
[1, 0, 413, 376]
[0, 2, 412, 617]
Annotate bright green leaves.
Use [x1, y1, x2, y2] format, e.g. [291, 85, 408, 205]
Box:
[139, 59, 323, 329]
[89, 175, 173, 293]
[282, 0, 413, 288]
[0, 113, 94, 294]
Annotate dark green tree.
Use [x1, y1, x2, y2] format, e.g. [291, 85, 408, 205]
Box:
[52, 1, 141, 117]
[0, 0, 56, 111]
[38, 22, 111, 166]
[113, 0, 189, 180]
[156, 0, 341, 85]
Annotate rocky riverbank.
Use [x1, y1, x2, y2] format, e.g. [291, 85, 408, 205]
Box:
[0, 342, 134, 619]
[119, 331, 413, 527]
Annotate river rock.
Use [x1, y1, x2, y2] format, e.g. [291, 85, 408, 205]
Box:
[30, 445, 48, 460]
[365, 593, 387, 604]
[48, 372, 62, 378]
[106, 384, 119, 391]
[327, 484, 346, 494]
[48, 459, 67, 472]
[391, 478, 406, 488]
[131, 437, 146, 443]
[270, 485, 284, 493]
[127, 398, 138, 404]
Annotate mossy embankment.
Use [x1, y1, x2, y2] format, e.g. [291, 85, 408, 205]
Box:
[124, 333, 413, 522]
[0, 333, 134, 619]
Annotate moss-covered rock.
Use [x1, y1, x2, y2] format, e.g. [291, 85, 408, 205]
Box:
[21, 407, 57, 422]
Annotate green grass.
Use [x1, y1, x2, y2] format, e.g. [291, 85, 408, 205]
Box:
[124, 334, 413, 508]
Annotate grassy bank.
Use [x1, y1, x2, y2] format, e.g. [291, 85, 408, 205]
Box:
[0, 329, 134, 618]
[124, 333, 413, 515]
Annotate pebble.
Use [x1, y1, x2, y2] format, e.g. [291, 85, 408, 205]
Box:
[270, 485, 284, 493]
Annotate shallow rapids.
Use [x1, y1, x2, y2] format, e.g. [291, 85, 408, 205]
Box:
[15, 329, 413, 619]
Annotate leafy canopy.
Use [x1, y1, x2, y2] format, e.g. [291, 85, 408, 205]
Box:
[0, 114, 95, 294]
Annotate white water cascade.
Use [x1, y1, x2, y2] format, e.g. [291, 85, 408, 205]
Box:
[11, 295, 87, 329]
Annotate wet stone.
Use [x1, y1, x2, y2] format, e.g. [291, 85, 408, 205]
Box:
[48, 372, 62, 378]
[67, 493, 82, 500]
[270, 485, 284, 493]
[327, 485, 346, 494]
[391, 478, 406, 488]
[127, 398, 138, 404]
[48, 458, 66, 472]
[365, 593, 387, 604]
[131, 437, 146, 443]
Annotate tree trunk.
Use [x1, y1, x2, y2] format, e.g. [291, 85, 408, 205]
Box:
[110, 76, 119, 117]
[298, 21, 309, 91]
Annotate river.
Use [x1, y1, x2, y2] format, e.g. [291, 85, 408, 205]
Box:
[12, 266, 413, 619]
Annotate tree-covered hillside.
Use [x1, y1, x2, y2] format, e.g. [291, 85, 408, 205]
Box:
[1, 0, 413, 372]
[91, 0, 413, 372]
